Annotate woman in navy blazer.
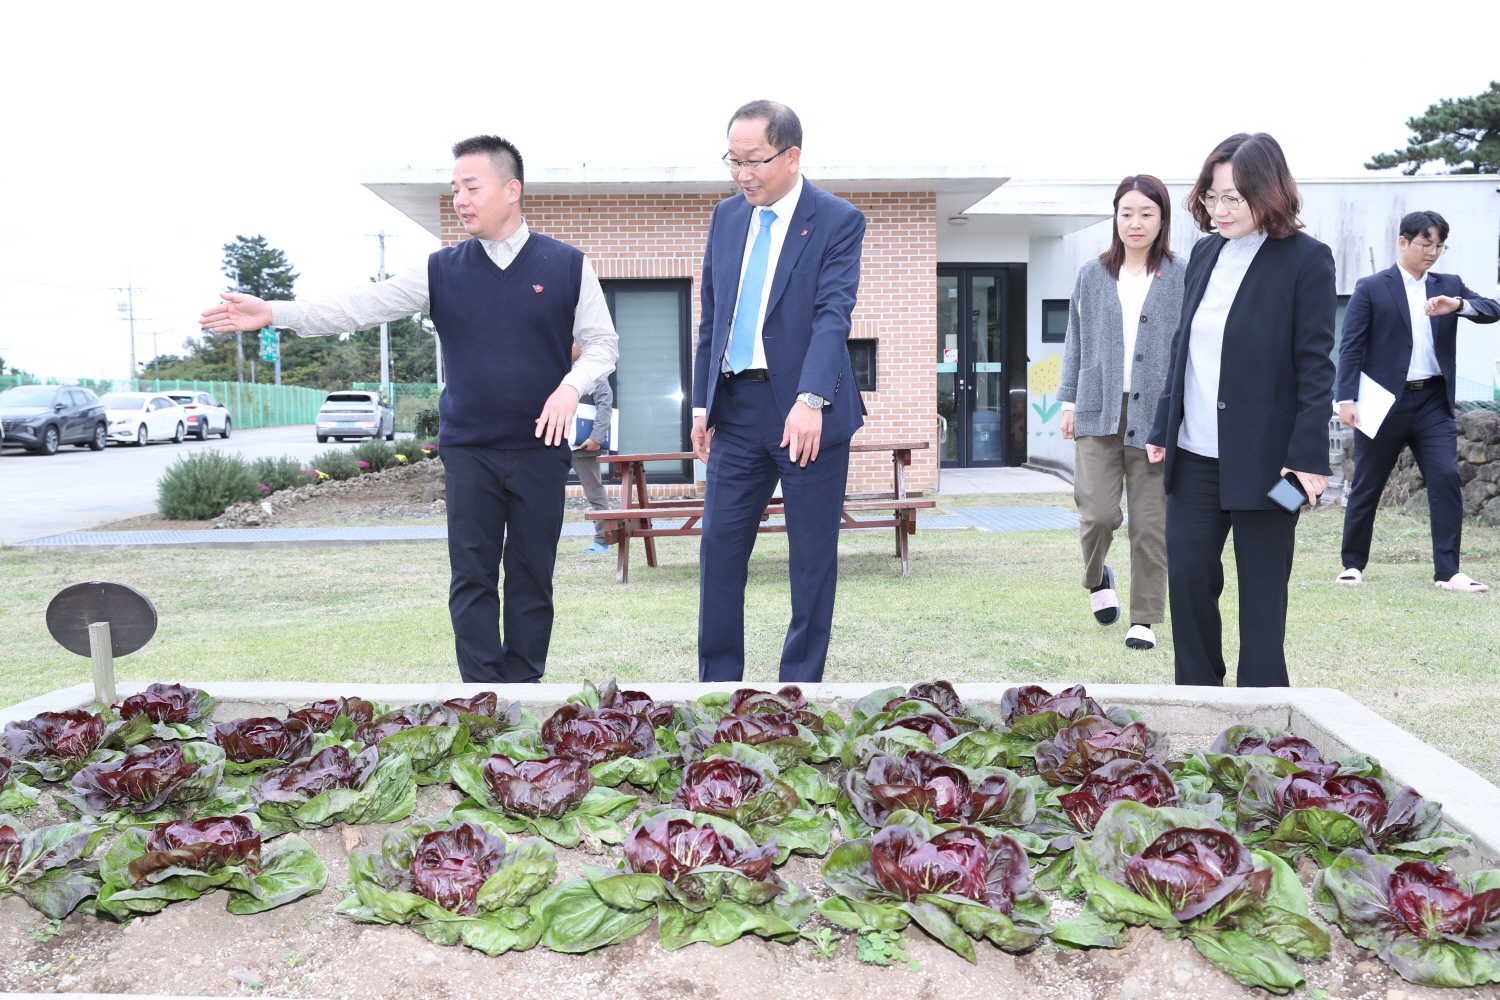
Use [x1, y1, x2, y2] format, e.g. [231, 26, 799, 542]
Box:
[1146, 133, 1336, 687]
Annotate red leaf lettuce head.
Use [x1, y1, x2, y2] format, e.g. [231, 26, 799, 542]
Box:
[0, 822, 20, 877]
[289, 697, 375, 732]
[855, 751, 1006, 826]
[0, 757, 10, 786]
[595, 679, 676, 727]
[1275, 771, 1389, 833]
[115, 683, 208, 725]
[5, 710, 108, 762]
[482, 754, 593, 818]
[128, 815, 261, 885]
[623, 814, 777, 885]
[999, 684, 1103, 727]
[727, 686, 807, 716]
[1123, 827, 1271, 921]
[1388, 860, 1500, 946]
[70, 745, 202, 814]
[355, 709, 425, 747]
[1060, 758, 1180, 832]
[706, 715, 801, 748]
[1228, 734, 1324, 767]
[406, 821, 508, 915]
[670, 757, 774, 815]
[882, 712, 960, 745]
[869, 824, 1033, 914]
[883, 681, 965, 717]
[541, 704, 656, 764]
[252, 745, 379, 804]
[209, 717, 315, 764]
[1035, 716, 1162, 786]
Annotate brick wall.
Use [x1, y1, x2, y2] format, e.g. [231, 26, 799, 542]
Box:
[438, 188, 939, 494]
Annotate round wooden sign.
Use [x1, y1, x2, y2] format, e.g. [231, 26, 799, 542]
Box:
[45, 581, 158, 657]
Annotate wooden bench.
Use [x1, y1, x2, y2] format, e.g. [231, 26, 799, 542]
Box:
[585, 443, 936, 583]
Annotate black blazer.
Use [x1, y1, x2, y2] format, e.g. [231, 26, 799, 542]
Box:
[1336, 264, 1500, 416]
[1148, 231, 1337, 510]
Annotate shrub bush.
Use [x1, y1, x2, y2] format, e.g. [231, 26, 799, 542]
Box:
[413, 407, 440, 440]
[157, 451, 261, 520]
[251, 455, 309, 495]
[349, 438, 401, 472]
[395, 438, 438, 464]
[307, 448, 360, 481]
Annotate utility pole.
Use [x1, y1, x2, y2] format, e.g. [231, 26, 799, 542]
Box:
[113, 277, 145, 381]
[142, 329, 172, 377]
[368, 231, 396, 403]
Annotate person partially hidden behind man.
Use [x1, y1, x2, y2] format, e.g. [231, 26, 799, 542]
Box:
[200, 135, 619, 681]
[1336, 210, 1499, 593]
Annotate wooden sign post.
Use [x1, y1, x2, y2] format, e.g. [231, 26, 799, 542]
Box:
[45, 582, 157, 706]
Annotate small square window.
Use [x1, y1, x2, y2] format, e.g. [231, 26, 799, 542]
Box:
[1042, 300, 1069, 343]
[848, 340, 877, 392]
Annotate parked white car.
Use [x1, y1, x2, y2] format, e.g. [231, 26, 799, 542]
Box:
[164, 391, 232, 440]
[100, 392, 189, 446]
[315, 390, 395, 443]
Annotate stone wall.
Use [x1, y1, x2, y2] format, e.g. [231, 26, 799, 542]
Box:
[1349, 408, 1500, 526]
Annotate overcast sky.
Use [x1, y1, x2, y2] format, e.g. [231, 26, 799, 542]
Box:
[3, 0, 1498, 380]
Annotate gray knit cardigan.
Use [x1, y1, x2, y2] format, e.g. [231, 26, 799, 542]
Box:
[1056, 254, 1187, 445]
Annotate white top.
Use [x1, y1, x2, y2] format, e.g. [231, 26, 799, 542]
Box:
[692, 175, 805, 416]
[1116, 266, 1154, 392]
[1402, 264, 1442, 381]
[1177, 230, 1268, 459]
[268, 221, 618, 397]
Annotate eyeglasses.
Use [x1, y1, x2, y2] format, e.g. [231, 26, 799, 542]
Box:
[722, 148, 789, 173]
[1199, 193, 1246, 211]
[1410, 240, 1449, 256]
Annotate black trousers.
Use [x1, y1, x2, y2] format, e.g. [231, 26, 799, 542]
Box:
[1167, 449, 1299, 687]
[1340, 380, 1463, 581]
[442, 444, 572, 683]
[699, 376, 850, 683]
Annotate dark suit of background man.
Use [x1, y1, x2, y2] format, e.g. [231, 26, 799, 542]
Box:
[691, 100, 867, 683]
[201, 135, 619, 682]
[1337, 210, 1499, 593]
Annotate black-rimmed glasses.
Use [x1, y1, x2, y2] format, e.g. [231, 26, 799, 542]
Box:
[722, 148, 789, 173]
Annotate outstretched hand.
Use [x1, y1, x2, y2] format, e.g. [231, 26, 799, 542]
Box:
[199, 292, 273, 333]
[535, 384, 580, 447]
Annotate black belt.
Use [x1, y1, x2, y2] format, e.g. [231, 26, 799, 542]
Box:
[1406, 376, 1443, 392]
[725, 368, 770, 381]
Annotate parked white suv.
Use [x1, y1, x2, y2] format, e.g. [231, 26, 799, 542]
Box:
[100, 392, 189, 446]
[165, 391, 232, 439]
[315, 391, 395, 443]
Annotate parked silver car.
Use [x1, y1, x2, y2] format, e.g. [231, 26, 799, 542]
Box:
[315, 391, 395, 443]
[165, 391, 232, 439]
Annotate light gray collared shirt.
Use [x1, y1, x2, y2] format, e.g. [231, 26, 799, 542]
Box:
[268, 221, 617, 396]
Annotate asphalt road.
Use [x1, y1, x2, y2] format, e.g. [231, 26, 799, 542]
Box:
[0, 424, 358, 544]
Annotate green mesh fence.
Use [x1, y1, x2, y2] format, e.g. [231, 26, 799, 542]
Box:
[0, 375, 326, 430]
[353, 382, 442, 433]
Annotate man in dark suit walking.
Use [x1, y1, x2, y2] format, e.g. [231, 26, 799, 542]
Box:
[1337, 210, 1500, 592]
[691, 100, 866, 683]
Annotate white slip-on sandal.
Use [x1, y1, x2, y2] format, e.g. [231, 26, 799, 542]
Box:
[1436, 572, 1489, 593]
[1335, 568, 1362, 585]
[1125, 625, 1156, 650]
[1090, 565, 1121, 625]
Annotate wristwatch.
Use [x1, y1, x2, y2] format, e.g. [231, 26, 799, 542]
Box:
[797, 392, 827, 410]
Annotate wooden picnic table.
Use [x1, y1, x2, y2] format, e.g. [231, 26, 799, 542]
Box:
[587, 442, 935, 583]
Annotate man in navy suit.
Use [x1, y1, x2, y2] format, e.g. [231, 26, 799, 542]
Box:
[691, 100, 867, 682]
[1337, 210, 1500, 592]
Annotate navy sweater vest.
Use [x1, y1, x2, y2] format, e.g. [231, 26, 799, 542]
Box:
[428, 233, 583, 448]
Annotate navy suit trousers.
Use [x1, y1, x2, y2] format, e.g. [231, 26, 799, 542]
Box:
[443, 444, 572, 683]
[698, 376, 850, 683]
[1340, 381, 1463, 581]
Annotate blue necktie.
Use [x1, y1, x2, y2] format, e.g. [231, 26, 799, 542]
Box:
[728, 208, 777, 373]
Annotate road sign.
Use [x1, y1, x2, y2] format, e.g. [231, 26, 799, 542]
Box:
[259, 326, 280, 363]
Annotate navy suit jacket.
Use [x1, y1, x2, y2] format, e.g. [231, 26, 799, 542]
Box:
[1148, 231, 1337, 509]
[691, 180, 867, 445]
[1337, 264, 1500, 416]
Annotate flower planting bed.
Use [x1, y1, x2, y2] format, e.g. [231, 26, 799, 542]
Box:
[1, 681, 1498, 1000]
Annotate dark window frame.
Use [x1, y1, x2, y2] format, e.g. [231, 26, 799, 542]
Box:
[1041, 299, 1069, 343]
[848, 339, 877, 392]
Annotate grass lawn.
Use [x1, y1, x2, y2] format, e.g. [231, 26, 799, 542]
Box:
[2, 494, 1495, 782]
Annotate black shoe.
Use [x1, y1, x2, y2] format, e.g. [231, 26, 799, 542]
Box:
[1090, 565, 1120, 625]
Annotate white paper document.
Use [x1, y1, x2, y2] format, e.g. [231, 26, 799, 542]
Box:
[1355, 372, 1396, 439]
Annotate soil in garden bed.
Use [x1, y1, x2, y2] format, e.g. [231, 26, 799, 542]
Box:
[5, 775, 1495, 999]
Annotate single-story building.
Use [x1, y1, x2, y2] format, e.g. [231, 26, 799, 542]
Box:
[362, 166, 1500, 489]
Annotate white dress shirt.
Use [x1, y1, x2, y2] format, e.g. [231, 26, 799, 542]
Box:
[1336, 265, 1478, 404]
[268, 221, 618, 396]
[692, 176, 805, 417]
[1178, 230, 1268, 459]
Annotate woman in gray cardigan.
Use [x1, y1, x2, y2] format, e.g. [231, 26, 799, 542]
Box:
[1057, 175, 1186, 650]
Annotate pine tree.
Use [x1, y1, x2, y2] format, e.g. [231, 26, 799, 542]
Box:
[1366, 82, 1500, 175]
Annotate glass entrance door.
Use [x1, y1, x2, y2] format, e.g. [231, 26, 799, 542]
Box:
[937, 267, 1021, 467]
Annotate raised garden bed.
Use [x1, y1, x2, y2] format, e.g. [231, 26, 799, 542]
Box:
[2, 681, 1498, 1000]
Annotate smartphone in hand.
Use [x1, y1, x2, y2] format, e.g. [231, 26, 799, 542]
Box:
[1267, 472, 1311, 513]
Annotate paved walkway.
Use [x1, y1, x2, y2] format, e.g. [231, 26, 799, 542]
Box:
[940, 466, 1070, 494]
[15, 507, 1080, 551]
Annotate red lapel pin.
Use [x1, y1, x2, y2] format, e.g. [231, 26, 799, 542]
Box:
[1155, 271, 1162, 278]
[533, 284, 544, 293]
[801, 229, 808, 236]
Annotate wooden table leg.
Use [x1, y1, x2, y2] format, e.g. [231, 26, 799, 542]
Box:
[632, 461, 659, 569]
[615, 521, 630, 584]
[896, 509, 911, 576]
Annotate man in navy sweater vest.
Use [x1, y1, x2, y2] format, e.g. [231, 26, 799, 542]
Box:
[692, 101, 867, 683]
[201, 136, 619, 682]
